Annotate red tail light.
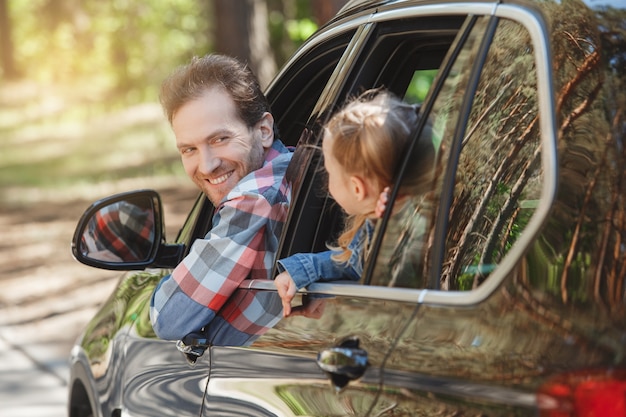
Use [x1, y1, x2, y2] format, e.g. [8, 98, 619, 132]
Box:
[538, 369, 626, 416]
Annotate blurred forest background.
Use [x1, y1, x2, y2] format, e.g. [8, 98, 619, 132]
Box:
[0, 3, 346, 394]
[0, 0, 347, 207]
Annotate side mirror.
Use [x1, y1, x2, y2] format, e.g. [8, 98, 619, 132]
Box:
[71, 189, 167, 270]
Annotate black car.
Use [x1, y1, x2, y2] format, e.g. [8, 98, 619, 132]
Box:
[68, 0, 626, 415]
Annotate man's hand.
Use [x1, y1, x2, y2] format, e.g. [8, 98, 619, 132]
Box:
[274, 271, 297, 317]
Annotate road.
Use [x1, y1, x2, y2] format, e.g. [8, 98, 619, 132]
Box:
[0, 182, 197, 416]
[0, 252, 119, 416]
[0, 318, 100, 416]
[0, 337, 65, 416]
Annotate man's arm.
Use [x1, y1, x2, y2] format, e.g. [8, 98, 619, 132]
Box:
[150, 191, 275, 340]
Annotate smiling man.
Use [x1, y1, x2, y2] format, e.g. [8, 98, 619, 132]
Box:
[149, 55, 293, 341]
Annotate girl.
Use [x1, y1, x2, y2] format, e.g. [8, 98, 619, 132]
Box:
[275, 89, 434, 316]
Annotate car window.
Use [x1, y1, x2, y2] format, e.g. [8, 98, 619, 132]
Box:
[268, 29, 357, 147]
[285, 16, 466, 259]
[367, 16, 490, 287]
[404, 69, 438, 105]
[370, 16, 544, 291]
[344, 15, 465, 99]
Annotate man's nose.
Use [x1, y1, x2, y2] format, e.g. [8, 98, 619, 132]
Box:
[198, 148, 221, 174]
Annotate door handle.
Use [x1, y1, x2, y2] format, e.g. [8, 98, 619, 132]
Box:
[317, 337, 369, 389]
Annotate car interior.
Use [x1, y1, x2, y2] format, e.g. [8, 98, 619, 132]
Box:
[276, 17, 466, 285]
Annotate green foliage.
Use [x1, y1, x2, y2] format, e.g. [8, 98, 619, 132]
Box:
[405, 69, 438, 104]
[7, 0, 211, 102]
[286, 18, 318, 42]
[268, 0, 318, 64]
[5, 1, 317, 102]
[457, 268, 475, 291]
[1, 1, 318, 197]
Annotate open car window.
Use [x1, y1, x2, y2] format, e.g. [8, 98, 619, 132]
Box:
[268, 29, 357, 148]
[282, 15, 467, 261]
[180, 29, 356, 247]
[284, 13, 546, 295]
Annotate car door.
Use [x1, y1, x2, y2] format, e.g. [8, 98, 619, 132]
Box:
[368, 2, 626, 415]
[361, 7, 553, 415]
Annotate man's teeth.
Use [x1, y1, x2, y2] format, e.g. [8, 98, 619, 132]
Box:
[209, 172, 231, 185]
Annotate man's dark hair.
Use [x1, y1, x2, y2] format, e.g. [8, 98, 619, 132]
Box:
[160, 54, 273, 134]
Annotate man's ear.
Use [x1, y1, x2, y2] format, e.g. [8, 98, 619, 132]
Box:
[257, 112, 275, 148]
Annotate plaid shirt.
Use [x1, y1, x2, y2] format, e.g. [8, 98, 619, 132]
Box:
[177, 290, 284, 353]
[150, 140, 292, 341]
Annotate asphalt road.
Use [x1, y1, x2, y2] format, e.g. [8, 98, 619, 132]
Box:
[0, 323, 94, 416]
[0, 279, 119, 416]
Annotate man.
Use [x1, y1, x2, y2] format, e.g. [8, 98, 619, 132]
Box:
[149, 54, 293, 341]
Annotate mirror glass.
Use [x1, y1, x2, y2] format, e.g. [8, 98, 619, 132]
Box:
[79, 196, 156, 263]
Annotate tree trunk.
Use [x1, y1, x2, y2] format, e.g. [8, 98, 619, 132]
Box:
[213, 0, 276, 89]
[310, 0, 347, 25]
[0, 0, 19, 79]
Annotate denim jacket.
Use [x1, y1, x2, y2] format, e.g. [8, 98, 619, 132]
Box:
[277, 219, 375, 289]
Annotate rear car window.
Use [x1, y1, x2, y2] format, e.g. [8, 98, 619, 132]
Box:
[370, 16, 543, 291]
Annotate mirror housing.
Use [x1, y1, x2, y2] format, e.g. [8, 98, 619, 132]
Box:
[71, 189, 184, 270]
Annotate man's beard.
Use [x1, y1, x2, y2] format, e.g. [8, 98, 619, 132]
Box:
[202, 140, 267, 206]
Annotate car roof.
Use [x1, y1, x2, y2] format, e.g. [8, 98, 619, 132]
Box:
[335, 0, 624, 22]
[336, 0, 493, 17]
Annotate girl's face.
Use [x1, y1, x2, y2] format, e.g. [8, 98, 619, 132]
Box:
[322, 134, 373, 216]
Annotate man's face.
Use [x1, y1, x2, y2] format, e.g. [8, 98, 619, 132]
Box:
[172, 87, 274, 205]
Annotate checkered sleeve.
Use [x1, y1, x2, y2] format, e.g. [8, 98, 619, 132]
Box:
[88, 201, 154, 261]
[150, 192, 275, 340]
[195, 288, 284, 346]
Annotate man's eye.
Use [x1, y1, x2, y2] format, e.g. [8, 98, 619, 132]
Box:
[213, 136, 229, 144]
[181, 147, 195, 155]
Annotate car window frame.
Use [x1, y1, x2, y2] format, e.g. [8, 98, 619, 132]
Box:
[253, 2, 558, 307]
[278, 13, 470, 264]
[267, 26, 359, 147]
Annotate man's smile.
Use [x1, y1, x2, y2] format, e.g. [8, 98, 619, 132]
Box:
[208, 171, 233, 185]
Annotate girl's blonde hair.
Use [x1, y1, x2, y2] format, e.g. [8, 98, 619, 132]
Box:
[327, 89, 434, 263]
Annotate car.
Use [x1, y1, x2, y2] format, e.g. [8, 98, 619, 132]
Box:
[68, 0, 626, 416]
